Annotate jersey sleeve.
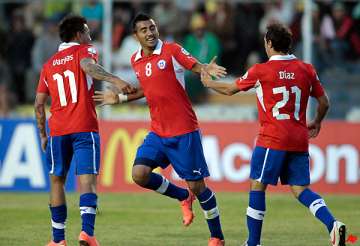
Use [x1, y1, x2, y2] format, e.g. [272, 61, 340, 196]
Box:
[235, 65, 259, 91]
[308, 65, 325, 98]
[36, 68, 49, 94]
[78, 45, 99, 63]
[171, 43, 198, 70]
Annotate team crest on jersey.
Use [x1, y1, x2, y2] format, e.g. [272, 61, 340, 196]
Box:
[181, 48, 190, 56]
[157, 59, 166, 70]
[88, 47, 97, 55]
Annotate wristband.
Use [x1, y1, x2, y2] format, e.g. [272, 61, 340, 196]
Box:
[118, 93, 128, 103]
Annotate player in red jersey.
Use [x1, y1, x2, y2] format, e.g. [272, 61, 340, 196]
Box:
[94, 13, 226, 246]
[34, 15, 134, 246]
[200, 23, 346, 246]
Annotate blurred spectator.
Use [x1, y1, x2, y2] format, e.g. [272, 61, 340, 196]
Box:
[351, 2, 360, 57]
[183, 13, 221, 103]
[233, 3, 263, 74]
[43, 0, 71, 19]
[6, 9, 34, 104]
[292, 2, 330, 71]
[81, 0, 103, 40]
[328, 2, 353, 62]
[28, 17, 60, 102]
[151, 2, 186, 41]
[205, 1, 236, 74]
[0, 51, 11, 117]
[259, 0, 295, 35]
[112, 7, 130, 50]
[32, 17, 60, 74]
[113, 34, 138, 86]
[184, 13, 221, 67]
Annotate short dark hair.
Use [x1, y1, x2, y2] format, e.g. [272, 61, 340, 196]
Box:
[265, 23, 292, 53]
[132, 13, 152, 32]
[59, 14, 87, 42]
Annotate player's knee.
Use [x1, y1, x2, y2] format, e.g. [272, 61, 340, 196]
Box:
[132, 166, 150, 187]
[291, 185, 307, 198]
[50, 175, 66, 186]
[78, 175, 97, 193]
[187, 180, 206, 196]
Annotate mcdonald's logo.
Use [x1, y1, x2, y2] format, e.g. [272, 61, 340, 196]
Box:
[101, 128, 148, 187]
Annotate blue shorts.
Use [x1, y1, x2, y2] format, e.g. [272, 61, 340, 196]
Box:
[46, 132, 100, 176]
[250, 146, 310, 186]
[134, 130, 210, 181]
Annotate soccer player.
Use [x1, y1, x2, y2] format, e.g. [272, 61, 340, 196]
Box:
[200, 23, 346, 246]
[34, 15, 134, 246]
[93, 13, 226, 246]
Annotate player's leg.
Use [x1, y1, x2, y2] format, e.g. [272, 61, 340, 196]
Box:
[186, 179, 224, 245]
[73, 132, 100, 246]
[78, 174, 99, 246]
[132, 132, 189, 201]
[245, 147, 286, 246]
[285, 152, 346, 246]
[244, 179, 266, 246]
[46, 135, 72, 245]
[166, 130, 224, 244]
[132, 164, 189, 200]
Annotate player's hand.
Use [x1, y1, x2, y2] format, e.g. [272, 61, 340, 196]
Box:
[204, 56, 227, 79]
[93, 90, 119, 106]
[40, 136, 48, 152]
[200, 68, 213, 87]
[121, 84, 137, 94]
[307, 121, 321, 138]
[114, 79, 137, 94]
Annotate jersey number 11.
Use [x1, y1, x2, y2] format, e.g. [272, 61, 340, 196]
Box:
[53, 70, 77, 107]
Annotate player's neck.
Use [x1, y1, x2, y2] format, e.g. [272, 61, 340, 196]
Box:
[268, 51, 288, 59]
[142, 46, 155, 57]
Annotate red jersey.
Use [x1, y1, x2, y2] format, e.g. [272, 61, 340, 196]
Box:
[236, 55, 325, 151]
[37, 42, 99, 136]
[131, 40, 199, 137]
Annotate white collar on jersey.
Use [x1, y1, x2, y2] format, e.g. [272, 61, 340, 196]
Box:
[134, 39, 163, 61]
[269, 54, 296, 61]
[58, 42, 80, 51]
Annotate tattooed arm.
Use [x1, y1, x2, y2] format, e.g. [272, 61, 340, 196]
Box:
[34, 93, 48, 152]
[80, 58, 136, 94]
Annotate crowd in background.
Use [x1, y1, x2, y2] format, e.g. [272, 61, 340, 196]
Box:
[0, 0, 359, 119]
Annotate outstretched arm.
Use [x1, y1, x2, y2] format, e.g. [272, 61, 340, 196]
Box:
[200, 69, 239, 96]
[34, 92, 48, 152]
[80, 58, 136, 94]
[191, 56, 227, 79]
[307, 94, 330, 138]
[93, 87, 145, 106]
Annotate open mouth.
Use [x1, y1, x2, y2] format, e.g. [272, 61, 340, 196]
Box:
[146, 37, 156, 42]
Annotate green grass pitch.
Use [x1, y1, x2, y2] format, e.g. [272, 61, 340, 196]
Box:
[0, 192, 359, 245]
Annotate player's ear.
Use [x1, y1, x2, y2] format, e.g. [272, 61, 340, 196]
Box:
[75, 31, 82, 43]
[268, 40, 273, 49]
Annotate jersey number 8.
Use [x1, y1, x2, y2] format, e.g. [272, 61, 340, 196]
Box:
[145, 62, 152, 77]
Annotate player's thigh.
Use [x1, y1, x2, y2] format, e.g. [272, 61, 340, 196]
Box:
[72, 132, 100, 175]
[134, 132, 170, 170]
[280, 151, 310, 186]
[46, 135, 73, 177]
[165, 130, 210, 181]
[250, 146, 286, 185]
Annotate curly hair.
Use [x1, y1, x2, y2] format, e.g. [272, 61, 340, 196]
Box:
[265, 23, 293, 53]
[58, 14, 87, 42]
